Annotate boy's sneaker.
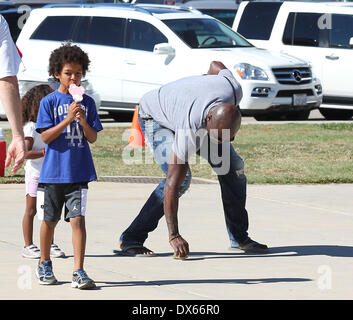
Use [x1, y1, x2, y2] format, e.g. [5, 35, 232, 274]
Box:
[71, 269, 96, 290]
[50, 243, 65, 258]
[36, 260, 57, 285]
[22, 244, 41, 259]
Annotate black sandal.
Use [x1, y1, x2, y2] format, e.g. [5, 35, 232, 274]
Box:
[113, 245, 156, 257]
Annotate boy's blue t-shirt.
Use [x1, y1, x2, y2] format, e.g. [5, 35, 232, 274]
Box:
[36, 90, 103, 184]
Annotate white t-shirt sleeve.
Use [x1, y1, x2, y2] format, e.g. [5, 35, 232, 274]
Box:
[0, 15, 22, 79]
[23, 121, 36, 139]
[23, 121, 44, 177]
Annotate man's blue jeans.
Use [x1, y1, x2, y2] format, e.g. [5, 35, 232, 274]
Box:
[119, 115, 249, 248]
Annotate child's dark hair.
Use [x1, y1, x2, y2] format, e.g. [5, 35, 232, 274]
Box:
[48, 42, 90, 81]
[22, 84, 52, 125]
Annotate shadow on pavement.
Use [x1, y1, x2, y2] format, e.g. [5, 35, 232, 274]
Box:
[185, 245, 353, 259]
[95, 277, 312, 288]
[155, 245, 353, 259]
[268, 245, 353, 257]
[82, 245, 353, 260]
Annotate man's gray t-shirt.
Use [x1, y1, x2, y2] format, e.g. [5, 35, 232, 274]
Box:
[139, 69, 242, 162]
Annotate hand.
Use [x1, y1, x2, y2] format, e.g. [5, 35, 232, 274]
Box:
[5, 135, 26, 174]
[169, 235, 189, 258]
[75, 107, 87, 126]
[67, 101, 82, 122]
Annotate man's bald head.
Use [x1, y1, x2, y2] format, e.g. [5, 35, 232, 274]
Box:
[206, 104, 241, 144]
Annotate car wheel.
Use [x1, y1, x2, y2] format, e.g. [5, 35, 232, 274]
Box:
[319, 108, 353, 120]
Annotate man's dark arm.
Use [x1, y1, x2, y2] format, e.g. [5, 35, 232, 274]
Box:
[164, 151, 189, 258]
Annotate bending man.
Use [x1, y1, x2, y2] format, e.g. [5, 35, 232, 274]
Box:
[118, 61, 268, 258]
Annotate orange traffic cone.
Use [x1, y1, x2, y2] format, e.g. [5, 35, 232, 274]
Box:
[128, 105, 145, 147]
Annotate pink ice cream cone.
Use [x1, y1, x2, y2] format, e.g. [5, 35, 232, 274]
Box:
[69, 84, 85, 102]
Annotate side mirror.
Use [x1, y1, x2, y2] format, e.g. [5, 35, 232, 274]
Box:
[349, 37, 353, 49]
[153, 43, 175, 56]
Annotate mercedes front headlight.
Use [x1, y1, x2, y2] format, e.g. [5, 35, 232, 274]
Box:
[234, 63, 268, 81]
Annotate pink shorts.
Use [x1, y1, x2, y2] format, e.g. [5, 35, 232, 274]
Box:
[25, 173, 39, 197]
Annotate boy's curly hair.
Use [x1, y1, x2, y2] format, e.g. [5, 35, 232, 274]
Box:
[48, 42, 90, 81]
[22, 84, 52, 125]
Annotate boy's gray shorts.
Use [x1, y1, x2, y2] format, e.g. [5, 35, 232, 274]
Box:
[37, 182, 88, 222]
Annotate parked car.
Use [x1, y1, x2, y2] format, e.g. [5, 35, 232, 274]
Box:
[0, 1, 30, 42]
[183, 0, 238, 27]
[233, 1, 353, 120]
[129, 0, 239, 27]
[0, 78, 100, 119]
[119, 0, 184, 4]
[16, 3, 322, 121]
[0, 0, 101, 42]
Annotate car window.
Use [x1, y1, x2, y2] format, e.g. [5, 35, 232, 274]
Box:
[85, 17, 125, 47]
[72, 16, 91, 44]
[282, 13, 295, 45]
[30, 16, 78, 41]
[126, 19, 168, 52]
[237, 2, 282, 40]
[198, 9, 237, 27]
[329, 14, 353, 49]
[282, 12, 325, 47]
[163, 18, 252, 48]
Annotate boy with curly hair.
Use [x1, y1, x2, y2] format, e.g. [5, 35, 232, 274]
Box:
[35, 42, 103, 289]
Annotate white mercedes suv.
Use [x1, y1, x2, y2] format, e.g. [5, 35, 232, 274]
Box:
[15, 3, 322, 121]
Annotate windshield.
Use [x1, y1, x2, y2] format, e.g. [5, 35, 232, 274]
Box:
[198, 9, 237, 27]
[163, 18, 253, 49]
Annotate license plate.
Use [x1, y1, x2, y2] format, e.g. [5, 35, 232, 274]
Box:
[293, 94, 307, 106]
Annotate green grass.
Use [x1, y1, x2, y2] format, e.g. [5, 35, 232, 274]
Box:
[1, 123, 353, 184]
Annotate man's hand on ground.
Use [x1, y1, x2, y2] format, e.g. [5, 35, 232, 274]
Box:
[169, 235, 189, 259]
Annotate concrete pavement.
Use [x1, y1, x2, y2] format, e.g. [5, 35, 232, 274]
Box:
[0, 181, 352, 300]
